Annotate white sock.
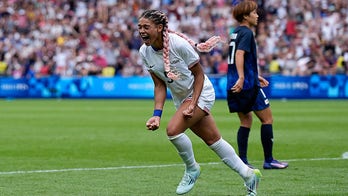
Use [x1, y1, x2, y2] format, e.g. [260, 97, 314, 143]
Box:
[209, 137, 253, 180]
[168, 133, 198, 171]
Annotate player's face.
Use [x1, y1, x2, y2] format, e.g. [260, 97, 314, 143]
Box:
[138, 18, 163, 48]
[246, 9, 258, 27]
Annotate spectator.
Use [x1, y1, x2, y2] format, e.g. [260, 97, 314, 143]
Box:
[0, 0, 346, 78]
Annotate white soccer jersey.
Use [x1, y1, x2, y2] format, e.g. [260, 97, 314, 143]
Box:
[139, 33, 215, 109]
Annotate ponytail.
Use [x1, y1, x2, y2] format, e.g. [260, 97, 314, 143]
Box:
[140, 9, 222, 80]
[164, 30, 222, 80]
[169, 30, 222, 53]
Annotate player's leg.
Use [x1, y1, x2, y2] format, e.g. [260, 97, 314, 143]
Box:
[167, 100, 206, 195]
[237, 111, 253, 167]
[190, 114, 261, 195]
[190, 114, 251, 177]
[253, 89, 288, 169]
[169, 132, 201, 195]
[227, 86, 258, 167]
[254, 107, 273, 162]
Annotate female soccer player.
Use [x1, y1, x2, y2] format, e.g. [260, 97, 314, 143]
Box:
[227, 1, 288, 169]
[138, 9, 261, 195]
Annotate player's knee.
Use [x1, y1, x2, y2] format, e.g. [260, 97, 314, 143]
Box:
[166, 126, 181, 137]
[239, 113, 253, 126]
[203, 135, 221, 146]
[261, 117, 273, 124]
[240, 118, 252, 126]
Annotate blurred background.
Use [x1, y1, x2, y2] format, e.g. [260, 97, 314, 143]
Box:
[0, 0, 347, 99]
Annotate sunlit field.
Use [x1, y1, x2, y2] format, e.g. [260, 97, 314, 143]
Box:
[0, 99, 347, 195]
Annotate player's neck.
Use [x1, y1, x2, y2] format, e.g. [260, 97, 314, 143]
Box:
[240, 21, 251, 29]
[151, 40, 163, 51]
[240, 24, 251, 29]
[151, 45, 163, 51]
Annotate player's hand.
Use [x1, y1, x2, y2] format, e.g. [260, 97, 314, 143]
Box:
[231, 78, 244, 93]
[183, 104, 195, 118]
[146, 116, 160, 131]
[258, 76, 269, 87]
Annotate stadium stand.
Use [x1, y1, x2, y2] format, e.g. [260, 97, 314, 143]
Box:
[0, 0, 347, 79]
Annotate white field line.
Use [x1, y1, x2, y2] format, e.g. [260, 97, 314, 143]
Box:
[0, 157, 346, 175]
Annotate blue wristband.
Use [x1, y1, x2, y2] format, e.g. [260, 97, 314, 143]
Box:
[153, 109, 162, 117]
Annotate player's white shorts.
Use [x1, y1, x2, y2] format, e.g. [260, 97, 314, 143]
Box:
[175, 75, 215, 114]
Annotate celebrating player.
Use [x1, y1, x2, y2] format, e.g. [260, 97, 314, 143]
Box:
[138, 9, 261, 195]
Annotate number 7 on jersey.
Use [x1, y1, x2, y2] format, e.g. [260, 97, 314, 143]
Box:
[228, 33, 237, 65]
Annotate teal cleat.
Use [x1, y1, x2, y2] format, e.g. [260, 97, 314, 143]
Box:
[244, 169, 262, 196]
[176, 164, 201, 195]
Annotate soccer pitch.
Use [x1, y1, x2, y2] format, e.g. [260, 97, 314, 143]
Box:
[0, 99, 347, 195]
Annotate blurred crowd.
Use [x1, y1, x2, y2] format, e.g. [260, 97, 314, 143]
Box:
[0, 0, 347, 79]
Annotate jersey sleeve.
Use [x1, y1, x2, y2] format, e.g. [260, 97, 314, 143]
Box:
[237, 30, 253, 53]
[170, 34, 199, 68]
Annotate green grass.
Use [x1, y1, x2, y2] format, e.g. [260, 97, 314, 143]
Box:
[0, 99, 347, 195]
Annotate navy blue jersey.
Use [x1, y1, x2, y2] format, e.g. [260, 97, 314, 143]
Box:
[226, 26, 259, 90]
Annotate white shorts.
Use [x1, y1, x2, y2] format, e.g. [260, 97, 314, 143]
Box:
[175, 75, 215, 114]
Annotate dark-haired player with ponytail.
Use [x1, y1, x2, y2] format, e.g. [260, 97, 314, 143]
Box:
[138, 9, 261, 196]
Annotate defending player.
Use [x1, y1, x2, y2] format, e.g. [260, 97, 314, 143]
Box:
[226, 1, 288, 169]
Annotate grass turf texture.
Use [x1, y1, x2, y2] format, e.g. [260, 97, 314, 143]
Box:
[0, 99, 347, 195]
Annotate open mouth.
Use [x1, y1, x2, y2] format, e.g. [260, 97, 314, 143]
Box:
[141, 35, 150, 44]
